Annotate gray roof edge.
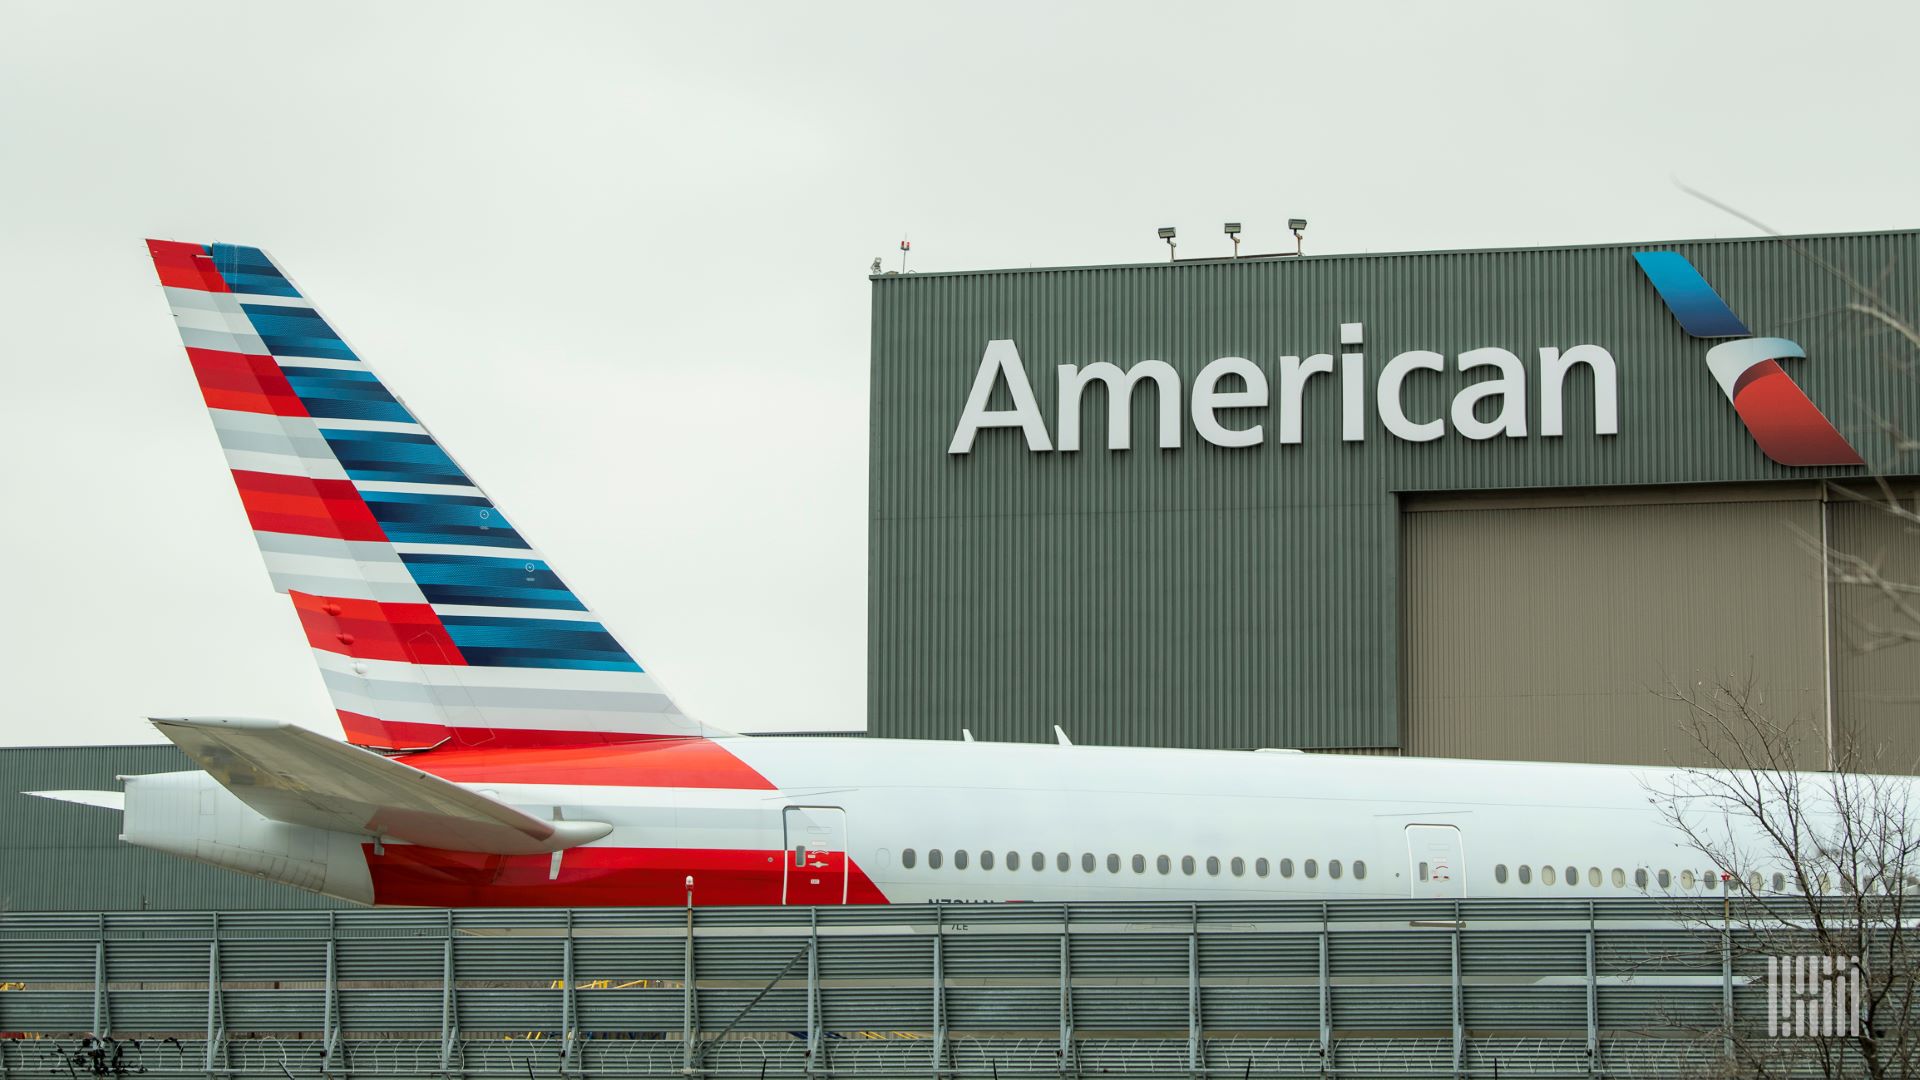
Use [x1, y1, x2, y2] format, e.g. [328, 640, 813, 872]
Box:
[868, 226, 1920, 283]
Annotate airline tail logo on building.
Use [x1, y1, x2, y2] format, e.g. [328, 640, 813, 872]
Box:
[1635, 251, 1863, 467]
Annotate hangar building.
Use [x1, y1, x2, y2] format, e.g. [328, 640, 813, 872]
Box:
[866, 230, 1920, 770]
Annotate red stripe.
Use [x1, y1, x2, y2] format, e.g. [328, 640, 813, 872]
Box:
[147, 239, 229, 292]
[1730, 362, 1865, 467]
[335, 712, 692, 752]
[187, 348, 309, 416]
[363, 844, 889, 907]
[292, 591, 465, 665]
[231, 470, 387, 542]
[407, 738, 777, 789]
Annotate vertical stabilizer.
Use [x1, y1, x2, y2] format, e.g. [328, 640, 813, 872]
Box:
[147, 240, 730, 748]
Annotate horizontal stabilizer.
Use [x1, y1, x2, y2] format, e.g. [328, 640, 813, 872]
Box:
[27, 789, 125, 810]
[152, 717, 611, 855]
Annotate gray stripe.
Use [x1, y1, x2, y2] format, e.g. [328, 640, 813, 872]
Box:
[216, 420, 337, 464]
[321, 668, 681, 716]
[256, 531, 405, 566]
[178, 325, 268, 354]
[266, 570, 423, 604]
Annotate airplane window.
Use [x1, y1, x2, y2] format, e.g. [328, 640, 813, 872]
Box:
[1634, 868, 1648, 888]
[1417, 862, 1429, 883]
[1279, 858, 1294, 878]
[1304, 859, 1319, 879]
[1610, 868, 1625, 888]
[1157, 855, 1171, 875]
[1680, 869, 1696, 889]
[1132, 854, 1146, 873]
[1007, 851, 1020, 871]
[1587, 867, 1601, 887]
[1230, 857, 1245, 877]
[1206, 856, 1220, 876]
[1107, 853, 1120, 873]
[929, 849, 944, 869]
[1081, 853, 1095, 873]
[1494, 864, 1508, 884]
[1658, 869, 1671, 888]
[1181, 855, 1196, 875]
[1749, 871, 1763, 893]
[1541, 866, 1556, 885]
[954, 850, 969, 870]
[980, 850, 995, 870]
[1565, 866, 1578, 887]
[1517, 864, 1531, 884]
[1255, 858, 1270, 878]
[1057, 853, 1070, 872]
[1772, 873, 1785, 892]
[1353, 860, 1366, 880]
[1033, 851, 1045, 870]
[1329, 860, 1343, 880]
[903, 848, 917, 869]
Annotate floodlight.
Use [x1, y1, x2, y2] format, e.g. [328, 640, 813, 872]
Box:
[1223, 223, 1242, 235]
[1288, 218, 1308, 231]
[1157, 227, 1176, 239]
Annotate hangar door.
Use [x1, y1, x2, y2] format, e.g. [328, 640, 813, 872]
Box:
[1401, 488, 1830, 769]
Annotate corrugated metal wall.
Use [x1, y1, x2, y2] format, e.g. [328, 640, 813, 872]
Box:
[1401, 489, 1830, 767]
[869, 231, 1920, 750]
[1829, 486, 1920, 771]
[0, 746, 344, 912]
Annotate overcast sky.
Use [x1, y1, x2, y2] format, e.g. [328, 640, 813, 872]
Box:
[2, 1, 1917, 747]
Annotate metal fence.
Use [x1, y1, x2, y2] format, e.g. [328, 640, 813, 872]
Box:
[0, 899, 1847, 1078]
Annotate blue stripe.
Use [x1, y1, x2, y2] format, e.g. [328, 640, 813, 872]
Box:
[1633, 251, 1750, 338]
[210, 243, 300, 298]
[242, 305, 359, 361]
[440, 615, 641, 672]
[360, 490, 528, 549]
[283, 368, 415, 423]
[399, 553, 587, 611]
[320, 428, 469, 486]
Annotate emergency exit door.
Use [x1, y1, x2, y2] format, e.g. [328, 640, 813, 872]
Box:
[782, 806, 848, 905]
[1405, 823, 1466, 899]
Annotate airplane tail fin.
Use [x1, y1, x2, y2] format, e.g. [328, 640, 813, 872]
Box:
[146, 240, 731, 749]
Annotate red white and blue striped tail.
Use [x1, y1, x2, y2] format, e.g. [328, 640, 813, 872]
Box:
[147, 240, 733, 750]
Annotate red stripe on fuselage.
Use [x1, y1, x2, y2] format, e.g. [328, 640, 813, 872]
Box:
[148, 239, 230, 292]
[362, 844, 889, 907]
[292, 591, 465, 665]
[406, 737, 778, 789]
[188, 348, 309, 416]
[231, 470, 387, 542]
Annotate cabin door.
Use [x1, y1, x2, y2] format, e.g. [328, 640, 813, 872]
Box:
[782, 806, 849, 905]
[1405, 824, 1466, 899]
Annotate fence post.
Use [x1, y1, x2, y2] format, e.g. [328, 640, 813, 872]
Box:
[806, 907, 822, 1074]
[321, 914, 341, 1075]
[1318, 906, 1332, 1060]
[1450, 903, 1463, 1078]
[204, 911, 223, 1078]
[1187, 905, 1202, 1077]
[562, 910, 578, 1076]
[90, 913, 106, 1038]
[932, 906, 947, 1077]
[682, 891, 697, 1074]
[1585, 903, 1598, 1063]
[1059, 907, 1074, 1074]
[439, 913, 458, 1077]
